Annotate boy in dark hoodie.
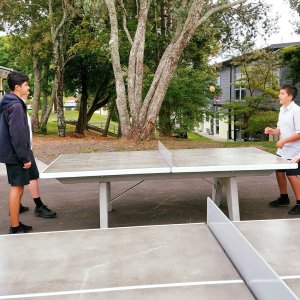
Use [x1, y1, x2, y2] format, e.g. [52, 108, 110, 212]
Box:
[0, 71, 32, 233]
[0, 71, 55, 233]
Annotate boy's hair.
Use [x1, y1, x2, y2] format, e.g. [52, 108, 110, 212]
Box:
[7, 71, 29, 91]
[281, 85, 298, 101]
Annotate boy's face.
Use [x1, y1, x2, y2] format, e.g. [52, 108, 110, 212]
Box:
[279, 89, 293, 106]
[21, 90, 30, 100]
[14, 81, 30, 97]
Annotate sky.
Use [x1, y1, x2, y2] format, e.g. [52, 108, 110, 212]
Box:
[258, 0, 300, 46]
[0, 1, 299, 51]
[210, 0, 300, 62]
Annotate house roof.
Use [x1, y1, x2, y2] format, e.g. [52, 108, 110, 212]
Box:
[0, 66, 13, 72]
[215, 42, 300, 67]
[266, 41, 300, 50]
[0, 66, 13, 80]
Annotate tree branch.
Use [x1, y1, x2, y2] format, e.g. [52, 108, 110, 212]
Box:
[119, 0, 133, 45]
[196, 0, 247, 28]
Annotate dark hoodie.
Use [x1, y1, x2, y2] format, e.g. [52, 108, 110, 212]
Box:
[0, 93, 31, 164]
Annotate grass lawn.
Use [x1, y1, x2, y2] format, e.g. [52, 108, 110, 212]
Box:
[37, 110, 277, 153]
[188, 130, 277, 153]
[42, 110, 118, 135]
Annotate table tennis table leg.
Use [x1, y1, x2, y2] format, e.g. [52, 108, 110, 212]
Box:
[218, 177, 240, 221]
[212, 179, 222, 206]
[99, 182, 111, 228]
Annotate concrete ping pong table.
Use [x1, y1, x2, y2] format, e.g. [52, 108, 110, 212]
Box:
[0, 199, 299, 300]
[40, 142, 297, 228]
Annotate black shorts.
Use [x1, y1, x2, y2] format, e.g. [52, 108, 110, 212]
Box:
[276, 162, 300, 176]
[5, 151, 39, 186]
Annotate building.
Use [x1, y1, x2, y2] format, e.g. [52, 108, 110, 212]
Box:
[199, 42, 300, 141]
[64, 98, 80, 111]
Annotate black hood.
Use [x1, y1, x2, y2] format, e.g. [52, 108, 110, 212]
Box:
[0, 93, 23, 112]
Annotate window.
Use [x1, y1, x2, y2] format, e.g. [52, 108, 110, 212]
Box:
[235, 88, 246, 100]
[234, 69, 246, 100]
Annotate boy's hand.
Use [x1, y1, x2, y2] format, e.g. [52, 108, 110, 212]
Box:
[23, 162, 31, 169]
[291, 154, 300, 163]
[264, 127, 272, 134]
[276, 140, 285, 149]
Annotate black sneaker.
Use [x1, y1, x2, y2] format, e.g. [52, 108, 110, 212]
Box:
[269, 197, 290, 207]
[288, 204, 300, 215]
[35, 205, 56, 218]
[9, 223, 32, 234]
[20, 204, 29, 213]
[19, 222, 33, 232]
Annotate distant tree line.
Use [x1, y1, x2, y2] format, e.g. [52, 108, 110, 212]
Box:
[0, 0, 278, 140]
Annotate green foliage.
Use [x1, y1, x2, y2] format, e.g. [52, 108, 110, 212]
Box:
[289, 0, 300, 9]
[159, 67, 218, 136]
[232, 49, 281, 96]
[63, 15, 111, 98]
[0, 0, 52, 64]
[247, 111, 278, 133]
[288, 0, 300, 33]
[280, 45, 300, 84]
[0, 35, 32, 76]
[209, 1, 278, 53]
[223, 49, 281, 138]
[0, 36, 15, 69]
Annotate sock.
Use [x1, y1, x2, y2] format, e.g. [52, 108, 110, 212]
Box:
[280, 194, 289, 200]
[297, 200, 300, 205]
[33, 197, 43, 209]
[10, 226, 20, 233]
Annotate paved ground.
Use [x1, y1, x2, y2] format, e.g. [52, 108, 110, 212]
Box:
[0, 157, 298, 235]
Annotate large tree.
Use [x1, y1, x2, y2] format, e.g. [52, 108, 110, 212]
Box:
[103, 0, 275, 140]
[0, 0, 74, 136]
[49, 0, 75, 137]
[63, 12, 115, 135]
[0, 0, 52, 133]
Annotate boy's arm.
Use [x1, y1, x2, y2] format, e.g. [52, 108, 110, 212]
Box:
[277, 133, 300, 149]
[7, 103, 31, 164]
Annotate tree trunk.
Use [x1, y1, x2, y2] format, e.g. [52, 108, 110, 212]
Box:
[31, 54, 42, 133]
[41, 63, 50, 119]
[104, 0, 131, 136]
[87, 95, 110, 123]
[54, 33, 66, 137]
[103, 105, 114, 137]
[49, 0, 69, 137]
[40, 78, 56, 134]
[158, 101, 173, 136]
[76, 62, 88, 135]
